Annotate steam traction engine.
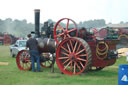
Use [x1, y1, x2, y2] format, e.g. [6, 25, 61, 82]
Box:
[16, 9, 118, 75]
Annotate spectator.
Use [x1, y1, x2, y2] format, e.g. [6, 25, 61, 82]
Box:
[26, 34, 41, 72]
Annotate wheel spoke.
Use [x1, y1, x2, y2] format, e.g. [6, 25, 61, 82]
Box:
[67, 43, 72, 53]
[22, 63, 24, 69]
[66, 19, 69, 31]
[26, 60, 31, 62]
[58, 57, 69, 59]
[61, 46, 70, 53]
[64, 35, 66, 39]
[76, 43, 82, 52]
[69, 40, 73, 51]
[68, 28, 77, 33]
[25, 63, 29, 69]
[61, 52, 69, 56]
[78, 54, 87, 57]
[24, 52, 27, 58]
[58, 24, 65, 31]
[21, 62, 24, 68]
[63, 59, 70, 65]
[27, 63, 30, 67]
[76, 49, 85, 55]
[67, 34, 71, 38]
[40, 60, 52, 68]
[55, 32, 65, 38]
[75, 62, 82, 71]
[20, 56, 24, 60]
[73, 41, 78, 53]
[45, 62, 46, 66]
[28, 62, 31, 65]
[24, 64, 26, 69]
[77, 58, 87, 62]
[64, 61, 72, 70]
[78, 61, 84, 68]
[48, 61, 52, 64]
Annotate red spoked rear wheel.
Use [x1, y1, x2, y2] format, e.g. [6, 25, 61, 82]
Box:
[56, 37, 92, 75]
[54, 18, 78, 44]
[16, 50, 31, 71]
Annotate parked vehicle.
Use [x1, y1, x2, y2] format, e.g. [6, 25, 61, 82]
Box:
[9, 40, 27, 57]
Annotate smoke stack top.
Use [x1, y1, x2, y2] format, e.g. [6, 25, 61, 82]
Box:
[34, 9, 40, 12]
[34, 9, 40, 38]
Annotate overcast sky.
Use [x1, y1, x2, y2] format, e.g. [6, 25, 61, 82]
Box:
[0, 0, 128, 24]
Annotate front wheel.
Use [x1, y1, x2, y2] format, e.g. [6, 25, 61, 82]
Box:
[16, 50, 32, 71]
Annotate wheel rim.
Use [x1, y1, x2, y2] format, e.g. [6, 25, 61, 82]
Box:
[56, 38, 89, 75]
[40, 60, 52, 68]
[54, 18, 78, 44]
[16, 50, 31, 71]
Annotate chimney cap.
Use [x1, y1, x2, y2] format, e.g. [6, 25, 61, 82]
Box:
[34, 9, 40, 12]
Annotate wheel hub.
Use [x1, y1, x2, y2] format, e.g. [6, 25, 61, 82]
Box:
[64, 31, 68, 35]
[22, 58, 28, 63]
[22, 59, 25, 63]
[69, 53, 76, 61]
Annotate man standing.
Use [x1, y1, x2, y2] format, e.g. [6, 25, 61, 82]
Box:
[26, 34, 41, 72]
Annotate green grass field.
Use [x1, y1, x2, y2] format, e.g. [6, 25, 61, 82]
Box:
[0, 45, 127, 85]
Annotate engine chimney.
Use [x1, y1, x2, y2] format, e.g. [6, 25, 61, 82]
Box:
[34, 9, 40, 37]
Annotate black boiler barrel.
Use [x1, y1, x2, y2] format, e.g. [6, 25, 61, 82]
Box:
[37, 38, 57, 54]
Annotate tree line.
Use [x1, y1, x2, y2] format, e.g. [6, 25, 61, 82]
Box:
[0, 18, 106, 37]
[0, 18, 34, 37]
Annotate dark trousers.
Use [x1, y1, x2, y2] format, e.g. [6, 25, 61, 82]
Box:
[29, 50, 40, 72]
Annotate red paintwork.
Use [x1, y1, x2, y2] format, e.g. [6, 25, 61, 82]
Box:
[79, 29, 87, 38]
[87, 40, 118, 67]
[3, 34, 12, 45]
[0, 34, 12, 45]
[118, 28, 128, 34]
[92, 28, 100, 38]
[0, 37, 4, 40]
[99, 28, 108, 39]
